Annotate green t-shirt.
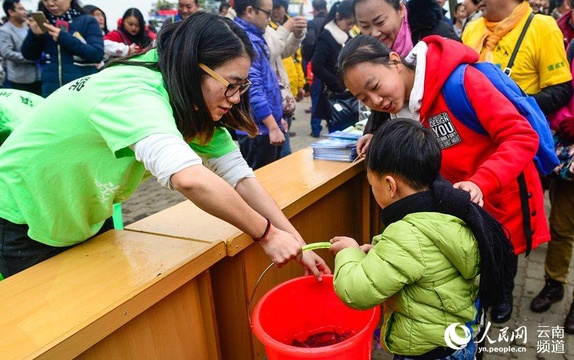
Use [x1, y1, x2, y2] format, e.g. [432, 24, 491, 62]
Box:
[0, 89, 43, 145]
[0, 49, 237, 246]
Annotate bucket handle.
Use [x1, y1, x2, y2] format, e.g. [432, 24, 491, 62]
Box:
[247, 242, 332, 325]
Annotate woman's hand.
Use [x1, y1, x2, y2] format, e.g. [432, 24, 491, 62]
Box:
[257, 224, 302, 266]
[296, 88, 305, 102]
[43, 23, 62, 42]
[128, 43, 141, 54]
[269, 126, 286, 146]
[27, 17, 45, 36]
[280, 118, 289, 132]
[453, 180, 484, 207]
[298, 251, 331, 281]
[356, 133, 373, 158]
[329, 236, 360, 255]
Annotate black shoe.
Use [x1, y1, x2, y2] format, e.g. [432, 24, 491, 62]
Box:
[565, 302, 574, 334]
[491, 291, 513, 323]
[310, 132, 320, 138]
[530, 278, 564, 313]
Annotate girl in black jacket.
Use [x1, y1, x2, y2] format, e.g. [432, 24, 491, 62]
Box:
[311, 1, 356, 132]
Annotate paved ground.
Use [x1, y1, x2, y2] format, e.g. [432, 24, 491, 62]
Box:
[122, 96, 574, 359]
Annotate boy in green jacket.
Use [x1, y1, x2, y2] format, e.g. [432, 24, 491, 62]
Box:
[330, 118, 514, 359]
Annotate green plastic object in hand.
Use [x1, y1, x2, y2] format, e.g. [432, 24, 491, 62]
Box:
[302, 242, 332, 251]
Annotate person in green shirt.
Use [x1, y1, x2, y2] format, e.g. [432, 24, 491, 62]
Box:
[0, 12, 330, 280]
[0, 89, 43, 146]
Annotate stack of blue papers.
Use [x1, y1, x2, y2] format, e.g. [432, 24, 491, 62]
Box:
[310, 139, 358, 162]
[324, 130, 362, 141]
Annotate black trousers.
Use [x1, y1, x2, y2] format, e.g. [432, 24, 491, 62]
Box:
[237, 134, 280, 170]
[0, 217, 114, 278]
[502, 253, 519, 296]
[10, 81, 43, 97]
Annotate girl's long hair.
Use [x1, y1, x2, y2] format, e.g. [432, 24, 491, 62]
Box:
[119, 8, 152, 48]
[108, 12, 258, 143]
[319, 1, 354, 33]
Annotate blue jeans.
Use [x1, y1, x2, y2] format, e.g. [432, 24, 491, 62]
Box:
[310, 78, 323, 136]
[280, 116, 292, 158]
[394, 340, 476, 360]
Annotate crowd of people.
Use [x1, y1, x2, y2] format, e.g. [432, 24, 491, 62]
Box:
[1, 0, 574, 359]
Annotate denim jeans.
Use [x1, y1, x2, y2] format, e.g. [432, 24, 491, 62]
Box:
[0, 217, 114, 278]
[310, 77, 323, 136]
[280, 116, 292, 158]
[393, 340, 476, 360]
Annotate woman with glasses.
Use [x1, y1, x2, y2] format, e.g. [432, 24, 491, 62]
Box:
[0, 12, 330, 280]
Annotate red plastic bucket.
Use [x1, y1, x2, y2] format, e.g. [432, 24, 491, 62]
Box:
[251, 275, 380, 359]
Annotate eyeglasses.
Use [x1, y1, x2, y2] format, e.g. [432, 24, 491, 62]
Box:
[199, 63, 252, 98]
[252, 6, 272, 18]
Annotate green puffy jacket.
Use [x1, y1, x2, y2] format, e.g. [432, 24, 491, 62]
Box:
[333, 212, 481, 356]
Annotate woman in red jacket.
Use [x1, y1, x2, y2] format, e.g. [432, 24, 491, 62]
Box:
[104, 8, 155, 59]
[337, 34, 550, 323]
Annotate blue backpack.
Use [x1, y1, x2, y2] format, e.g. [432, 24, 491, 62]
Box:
[442, 62, 559, 175]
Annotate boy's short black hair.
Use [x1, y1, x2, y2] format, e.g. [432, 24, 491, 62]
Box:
[366, 118, 442, 190]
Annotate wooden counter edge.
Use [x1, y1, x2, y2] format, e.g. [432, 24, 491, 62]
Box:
[31, 239, 226, 359]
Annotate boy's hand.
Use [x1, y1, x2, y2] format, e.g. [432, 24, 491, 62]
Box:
[359, 244, 374, 254]
[329, 236, 360, 255]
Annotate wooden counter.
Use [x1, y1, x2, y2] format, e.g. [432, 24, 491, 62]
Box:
[0, 230, 225, 360]
[126, 148, 373, 254]
[126, 148, 379, 359]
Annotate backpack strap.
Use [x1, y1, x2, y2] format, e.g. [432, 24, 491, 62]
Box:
[442, 64, 488, 135]
[504, 12, 535, 76]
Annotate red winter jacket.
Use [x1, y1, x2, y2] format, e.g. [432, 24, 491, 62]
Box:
[419, 36, 550, 255]
[103, 27, 156, 48]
